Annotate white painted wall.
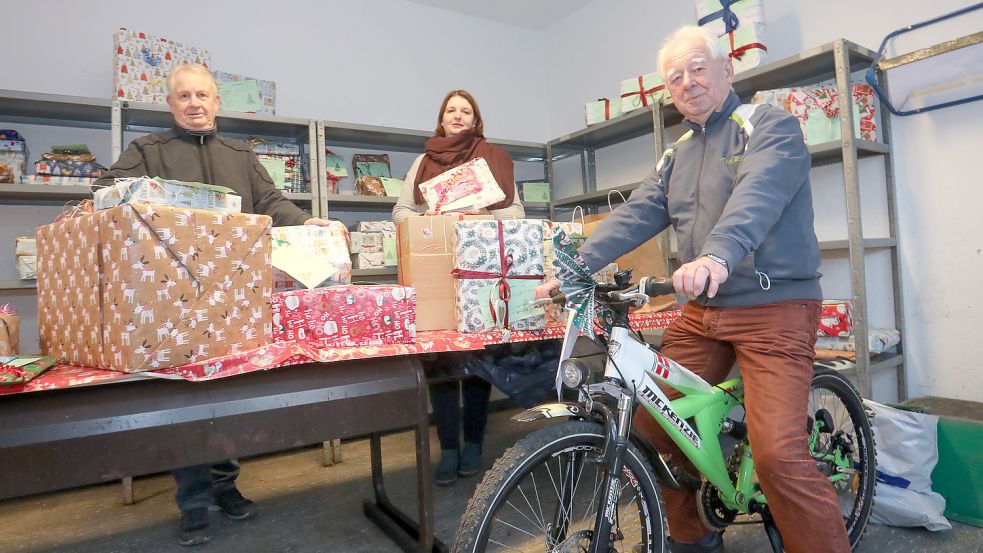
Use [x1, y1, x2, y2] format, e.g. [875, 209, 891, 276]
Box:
[0, 0, 547, 142]
[543, 0, 983, 402]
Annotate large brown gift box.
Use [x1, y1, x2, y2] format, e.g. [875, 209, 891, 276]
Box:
[37, 204, 273, 372]
[397, 214, 492, 331]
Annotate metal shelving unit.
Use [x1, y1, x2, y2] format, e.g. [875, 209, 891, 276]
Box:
[546, 39, 905, 400]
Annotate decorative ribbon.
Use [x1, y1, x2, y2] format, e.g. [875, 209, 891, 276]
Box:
[0, 363, 28, 382]
[698, 0, 767, 62]
[620, 76, 665, 108]
[451, 220, 543, 329]
[602, 99, 611, 120]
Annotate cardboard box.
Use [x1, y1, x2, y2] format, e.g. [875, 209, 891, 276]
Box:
[397, 214, 492, 331]
[37, 204, 272, 372]
[271, 285, 416, 348]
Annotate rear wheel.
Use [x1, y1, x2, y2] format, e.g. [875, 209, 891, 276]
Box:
[453, 420, 668, 553]
[808, 368, 876, 550]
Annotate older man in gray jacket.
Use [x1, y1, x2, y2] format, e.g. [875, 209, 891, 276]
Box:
[537, 25, 849, 553]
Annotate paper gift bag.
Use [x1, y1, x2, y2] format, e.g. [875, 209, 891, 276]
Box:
[0, 309, 19, 356]
[580, 193, 675, 312]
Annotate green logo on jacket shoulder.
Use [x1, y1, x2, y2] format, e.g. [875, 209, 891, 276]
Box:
[721, 155, 743, 165]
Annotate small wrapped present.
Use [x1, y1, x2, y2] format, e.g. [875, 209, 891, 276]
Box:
[271, 224, 351, 290]
[0, 355, 57, 386]
[0, 304, 19, 356]
[352, 154, 391, 179]
[251, 140, 305, 193]
[357, 221, 396, 233]
[17, 256, 37, 280]
[818, 300, 853, 337]
[349, 231, 384, 254]
[620, 72, 666, 114]
[355, 176, 387, 196]
[214, 71, 276, 115]
[324, 151, 347, 194]
[418, 157, 506, 214]
[695, 0, 768, 74]
[23, 175, 97, 186]
[452, 219, 546, 333]
[271, 285, 416, 349]
[585, 98, 623, 125]
[93, 177, 242, 212]
[354, 251, 386, 269]
[113, 28, 210, 104]
[0, 134, 27, 184]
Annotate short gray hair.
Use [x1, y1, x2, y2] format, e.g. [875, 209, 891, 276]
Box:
[656, 25, 728, 81]
[166, 64, 218, 96]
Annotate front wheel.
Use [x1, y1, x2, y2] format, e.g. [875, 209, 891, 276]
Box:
[453, 420, 668, 553]
[808, 367, 877, 550]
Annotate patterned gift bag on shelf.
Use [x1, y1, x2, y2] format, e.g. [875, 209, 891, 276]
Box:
[113, 28, 210, 104]
[452, 219, 545, 333]
[695, 0, 768, 74]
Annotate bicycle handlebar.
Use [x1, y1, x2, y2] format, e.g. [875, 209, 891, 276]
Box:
[529, 276, 676, 308]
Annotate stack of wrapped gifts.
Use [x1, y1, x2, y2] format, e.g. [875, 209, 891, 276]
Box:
[350, 221, 397, 269]
[0, 130, 27, 184]
[29, 144, 106, 186]
[249, 139, 307, 193]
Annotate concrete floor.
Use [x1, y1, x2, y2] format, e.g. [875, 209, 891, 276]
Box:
[0, 408, 980, 553]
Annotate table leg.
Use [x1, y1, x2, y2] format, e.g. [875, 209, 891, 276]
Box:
[121, 477, 134, 505]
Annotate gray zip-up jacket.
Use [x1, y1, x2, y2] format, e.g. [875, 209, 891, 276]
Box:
[94, 127, 311, 227]
[578, 90, 822, 307]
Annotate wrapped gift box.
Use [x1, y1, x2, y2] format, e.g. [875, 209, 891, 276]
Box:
[397, 214, 492, 331]
[34, 159, 106, 178]
[353, 251, 385, 269]
[452, 219, 546, 333]
[355, 176, 386, 196]
[37, 204, 272, 372]
[695, 0, 768, 74]
[17, 256, 36, 280]
[585, 98, 623, 125]
[357, 221, 396, 233]
[349, 231, 384, 254]
[24, 175, 97, 186]
[113, 28, 210, 104]
[94, 177, 242, 212]
[271, 224, 350, 291]
[0, 137, 27, 184]
[271, 285, 416, 349]
[0, 306, 18, 356]
[214, 71, 276, 115]
[620, 72, 666, 114]
[418, 157, 506, 214]
[818, 300, 853, 337]
[0, 355, 57, 386]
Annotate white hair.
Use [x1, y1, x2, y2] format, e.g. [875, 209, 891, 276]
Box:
[166, 64, 218, 95]
[656, 25, 728, 81]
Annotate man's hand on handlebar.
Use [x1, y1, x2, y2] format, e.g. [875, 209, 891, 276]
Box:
[534, 277, 562, 300]
[672, 255, 729, 300]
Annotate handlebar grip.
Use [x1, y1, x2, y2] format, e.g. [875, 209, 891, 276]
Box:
[640, 276, 675, 297]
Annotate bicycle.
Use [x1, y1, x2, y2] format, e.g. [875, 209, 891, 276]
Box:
[453, 272, 876, 553]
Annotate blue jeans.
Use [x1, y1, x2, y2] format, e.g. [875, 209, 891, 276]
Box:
[173, 460, 240, 511]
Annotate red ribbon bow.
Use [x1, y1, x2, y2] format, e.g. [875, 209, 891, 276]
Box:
[620, 76, 665, 108]
[451, 220, 543, 329]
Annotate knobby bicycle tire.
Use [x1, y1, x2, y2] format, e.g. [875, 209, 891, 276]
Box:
[453, 420, 668, 553]
[809, 367, 877, 550]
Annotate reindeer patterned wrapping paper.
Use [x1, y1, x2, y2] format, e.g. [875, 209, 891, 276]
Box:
[271, 285, 416, 349]
[36, 204, 272, 372]
[452, 220, 545, 333]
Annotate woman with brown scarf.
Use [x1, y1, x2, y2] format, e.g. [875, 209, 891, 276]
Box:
[392, 90, 524, 486]
[392, 90, 525, 224]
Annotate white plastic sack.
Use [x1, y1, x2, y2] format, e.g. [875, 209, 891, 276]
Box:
[864, 400, 951, 530]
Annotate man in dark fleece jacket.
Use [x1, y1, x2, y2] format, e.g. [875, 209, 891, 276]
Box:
[97, 64, 332, 547]
[536, 26, 848, 553]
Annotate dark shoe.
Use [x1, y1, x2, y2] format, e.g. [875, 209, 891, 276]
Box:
[435, 448, 459, 486]
[212, 488, 256, 520]
[178, 507, 210, 547]
[668, 532, 724, 553]
[458, 442, 483, 477]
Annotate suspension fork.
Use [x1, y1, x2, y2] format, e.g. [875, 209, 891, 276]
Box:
[588, 392, 633, 553]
